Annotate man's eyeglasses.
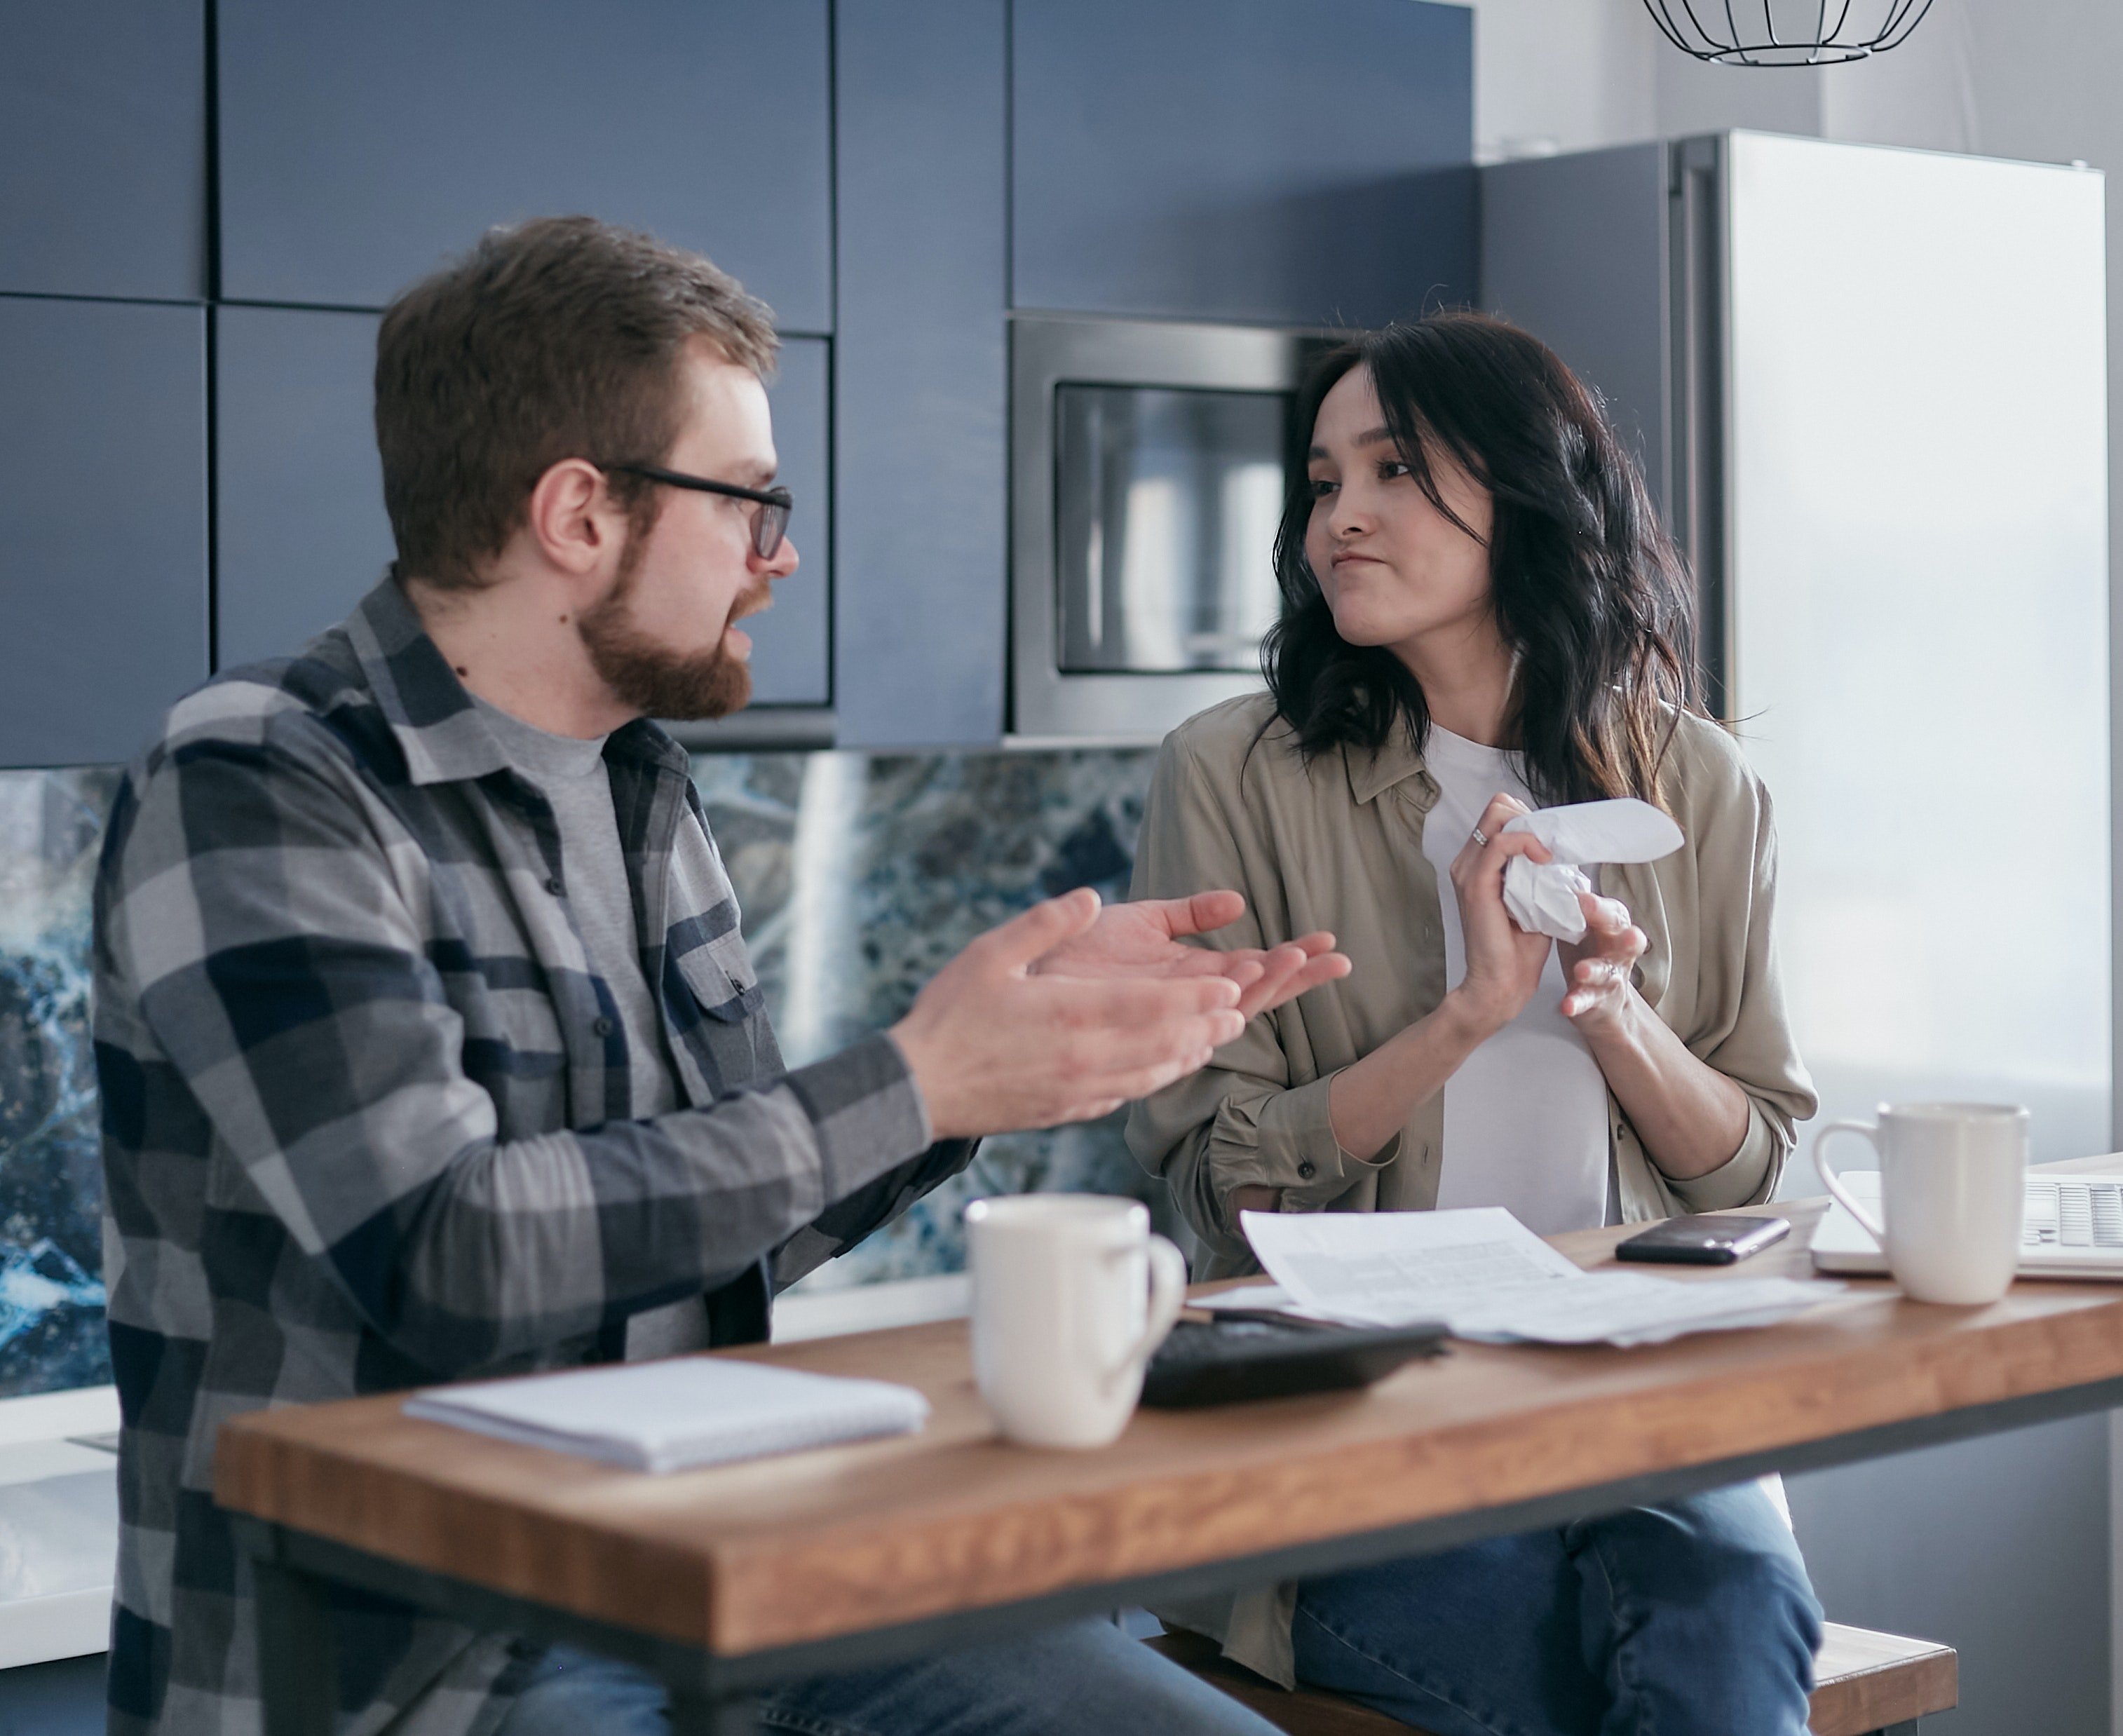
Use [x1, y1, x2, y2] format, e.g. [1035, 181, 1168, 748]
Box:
[599, 463, 792, 560]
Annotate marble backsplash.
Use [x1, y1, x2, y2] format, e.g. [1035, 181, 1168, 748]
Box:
[0, 744, 1167, 1397]
[0, 770, 123, 1399]
[691, 747, 1172, 1295]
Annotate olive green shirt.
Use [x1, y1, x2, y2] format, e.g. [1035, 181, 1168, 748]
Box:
[1125, 693, 1818, 1686]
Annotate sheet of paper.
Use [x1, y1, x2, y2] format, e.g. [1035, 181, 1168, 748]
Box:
[1191, 1284, 1338, 1322]
[1242, 1207, 1840, 1348]
[1446, 1272, 1841, 1347]
[1242, 1207, 1582, 1324]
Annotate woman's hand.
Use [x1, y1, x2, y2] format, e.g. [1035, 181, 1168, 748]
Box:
[1558, 891, 1648, 1033]
[1445, 793, 1554, 1038]
[1556, 888, 1750, 1181]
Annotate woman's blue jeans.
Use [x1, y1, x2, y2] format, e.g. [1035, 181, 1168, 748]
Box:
[1293, 1483, 1824, 1736]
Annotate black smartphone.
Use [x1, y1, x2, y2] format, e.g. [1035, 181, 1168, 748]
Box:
[1613, 1213, 1791, 1266]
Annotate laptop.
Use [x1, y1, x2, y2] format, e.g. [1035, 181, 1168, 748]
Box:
[1811, 1169, 2123, 1280]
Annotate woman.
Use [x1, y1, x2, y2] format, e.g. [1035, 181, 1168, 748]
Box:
[1127, 313, 1823, 1735]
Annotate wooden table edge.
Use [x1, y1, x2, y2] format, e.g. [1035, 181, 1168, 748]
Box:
[215, 1169, 2123, 1662]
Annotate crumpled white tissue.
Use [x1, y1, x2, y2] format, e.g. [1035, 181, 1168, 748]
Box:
[1496, 799, 1684, 943]
[1501, 858, 1598, 941]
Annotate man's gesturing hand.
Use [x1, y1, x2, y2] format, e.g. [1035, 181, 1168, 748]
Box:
[890, 888, 1249, 1140]
[1030, 888, 1350, 1019]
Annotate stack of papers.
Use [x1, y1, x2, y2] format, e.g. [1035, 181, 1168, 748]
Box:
[1241, 1208, 1840, 1348]
[1193, 1284, 1337, 1322]
[405, 1357, 930, 1472]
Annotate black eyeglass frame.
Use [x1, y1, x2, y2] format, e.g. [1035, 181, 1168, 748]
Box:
[598, 462, 792, 559]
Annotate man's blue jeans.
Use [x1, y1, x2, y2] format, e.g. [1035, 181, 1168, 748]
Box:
[493, 1616, 1283, 1735]
[1293, 1484, 1824, 1736]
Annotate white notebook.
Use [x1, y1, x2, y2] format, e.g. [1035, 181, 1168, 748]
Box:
[404, 1357, 930, 1473]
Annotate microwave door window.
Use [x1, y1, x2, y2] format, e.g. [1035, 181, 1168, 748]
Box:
[1054, 386, 1286, 675]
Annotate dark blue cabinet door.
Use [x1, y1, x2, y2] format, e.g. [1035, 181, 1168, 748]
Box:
[216, 308, 825, 701]
[0, 1, 207, 300]
[1012, 0, 1474, 327]
[214, 306, 393, 671]
[749, 337, 830, 705]
[833, 0, 1008, 747]
[0, 300, 208, 768]
[217, 0, 831, 330]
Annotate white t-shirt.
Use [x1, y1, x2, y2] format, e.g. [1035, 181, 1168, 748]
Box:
[1418, 725, 1613, 1234]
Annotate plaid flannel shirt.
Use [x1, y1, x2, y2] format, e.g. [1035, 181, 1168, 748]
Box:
[95, 577, 970, 1736]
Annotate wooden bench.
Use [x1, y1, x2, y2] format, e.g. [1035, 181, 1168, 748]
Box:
[1147, 1620, 1956, 1736]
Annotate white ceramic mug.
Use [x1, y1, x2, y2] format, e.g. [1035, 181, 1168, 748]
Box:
[1813, 1102, 2029, 1304]
[964, 1194, 1186, 1449]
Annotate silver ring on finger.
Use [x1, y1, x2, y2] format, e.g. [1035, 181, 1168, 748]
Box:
[1470, 826, 1489, 848]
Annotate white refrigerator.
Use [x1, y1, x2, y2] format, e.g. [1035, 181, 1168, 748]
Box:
[1483, 131, 2112, 1735]
[1484, 129, 2110, 1168]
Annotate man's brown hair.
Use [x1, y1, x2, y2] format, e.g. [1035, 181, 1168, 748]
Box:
[374, 215, 779, 589]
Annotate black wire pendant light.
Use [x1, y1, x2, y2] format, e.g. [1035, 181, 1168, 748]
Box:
[1641, 0, 1937, 66]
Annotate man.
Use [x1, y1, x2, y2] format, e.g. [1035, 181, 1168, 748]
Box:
[95, 216, 1344, 1736]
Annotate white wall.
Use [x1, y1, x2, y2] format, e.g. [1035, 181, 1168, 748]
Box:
[1466, 0, 1653, 161]
[1457, 5, 2122, 1733]
[1467, 0, 2123, 171]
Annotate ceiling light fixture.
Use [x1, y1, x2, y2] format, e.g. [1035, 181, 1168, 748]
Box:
[1639, 0, 1936, 67]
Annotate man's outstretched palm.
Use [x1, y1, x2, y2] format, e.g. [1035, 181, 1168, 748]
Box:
[1031, 888, 1348, 1022]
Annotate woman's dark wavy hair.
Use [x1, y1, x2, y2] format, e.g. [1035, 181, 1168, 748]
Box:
[1262, 311, 1703, 806]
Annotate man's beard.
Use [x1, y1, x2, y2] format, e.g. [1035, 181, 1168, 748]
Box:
[578, 542, 762, 723]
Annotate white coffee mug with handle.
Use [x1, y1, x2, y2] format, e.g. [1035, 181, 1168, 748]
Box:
[1812, 1102, 2029, 1305]
[965, 1194, 1186, 1449]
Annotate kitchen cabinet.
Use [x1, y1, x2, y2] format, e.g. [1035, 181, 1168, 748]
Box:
[212, 308, 827, 703]
[213, 306, 393, 670]
[0, 299, 208, 768]
[0, 0, 207, 300]
[1010, 0, 1474, 328]
[832, 0, 1008, 747]
[215, 0, 832, 330]
[747, 337, 831, 706]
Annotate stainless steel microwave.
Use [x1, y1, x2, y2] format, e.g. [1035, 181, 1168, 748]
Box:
[1009, 313, 1331, 741]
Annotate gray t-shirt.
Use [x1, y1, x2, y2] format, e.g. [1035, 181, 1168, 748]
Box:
[473, 696, 707, 1356]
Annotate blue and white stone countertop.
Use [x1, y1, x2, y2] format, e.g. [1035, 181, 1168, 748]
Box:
[0, 742, 1175, 1662]
[0, 742, 1176, 1385]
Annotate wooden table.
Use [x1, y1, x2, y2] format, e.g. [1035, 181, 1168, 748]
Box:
[219, 1158, 2123, 1735]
